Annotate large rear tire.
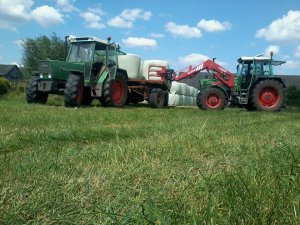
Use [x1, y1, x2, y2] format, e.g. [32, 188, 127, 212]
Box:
[64, 74, 84, 107]
[197, 87, 227, 110]
[149, 88, 166, 108]
[102, 73, 128, 107]
[252, 80, 286, 112]
[25, 76, 48, 104]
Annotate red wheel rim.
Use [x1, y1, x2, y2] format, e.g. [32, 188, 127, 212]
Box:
[112, 80, 124, 103]
[76, 83, 83, 105]
[206, 94, 221, 108]
[259, 87, 278, 107]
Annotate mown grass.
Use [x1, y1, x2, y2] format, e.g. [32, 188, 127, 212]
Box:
[0, 93, 300, 224]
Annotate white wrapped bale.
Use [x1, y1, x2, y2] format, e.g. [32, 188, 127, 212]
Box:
[118, 54, 142, 80]
[180, 83, 189, 96]
[194, 88, 199, 97]
[170, 81, 182, 95]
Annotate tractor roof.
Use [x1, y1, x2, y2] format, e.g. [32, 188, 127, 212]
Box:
[238, 56, 285, 66]
[68, 36, 108, 44]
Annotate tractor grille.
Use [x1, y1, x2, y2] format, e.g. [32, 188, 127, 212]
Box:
[39, 61, 51, 74]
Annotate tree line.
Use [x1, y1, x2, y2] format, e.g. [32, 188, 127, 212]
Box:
[21, 33, 65, 77]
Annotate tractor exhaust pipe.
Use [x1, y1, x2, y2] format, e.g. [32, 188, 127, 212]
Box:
[64, 35, 69, 60]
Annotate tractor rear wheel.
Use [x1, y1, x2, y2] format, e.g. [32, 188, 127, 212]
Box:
[26, 76, 48, 104]
[149, 88, 166, 108]
[252, 80, 286, 112]
[197, 87, 227, 110]
[64, 74, 84, 107]
[102, 73, 128, 107]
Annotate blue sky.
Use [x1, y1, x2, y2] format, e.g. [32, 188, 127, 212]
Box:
[1, 0, 300, 74]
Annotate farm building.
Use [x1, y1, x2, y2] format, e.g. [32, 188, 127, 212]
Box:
[0, 64, 22, 82]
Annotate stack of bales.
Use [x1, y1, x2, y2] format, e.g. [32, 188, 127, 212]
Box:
[168, 81, 199, 106]
[118, 55, 170, 89]
[142, 60, 171, 89]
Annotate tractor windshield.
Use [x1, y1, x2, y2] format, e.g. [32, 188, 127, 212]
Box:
[68, 42, 94, 63]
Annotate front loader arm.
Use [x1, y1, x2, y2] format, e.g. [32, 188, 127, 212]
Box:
[174, 59, 235, 89]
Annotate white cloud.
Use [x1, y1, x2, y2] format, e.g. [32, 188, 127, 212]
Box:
[295, 45, 300, 58]
[13, 39, 24, 48]
[122, 37, 157, 48]
[80, 8, 105, 29]
[107, 16, 132, 28]
[178, 53, 227, 67]
[165, 22, 201, 38]
[56, 0, 77, 12]
[197, 19, 232, 32]
[264, 45, 280, 56]
[0, 0, 33, 22]
[282, 60, 300, 69]
[256, 10, 300, 41]
[149, 33, 165, 38]
[0, 0, 33, 30]
[31, 5, 64, 27]
[108, 8, 151, 28]
[120, 8, 151, 21]
[178, 53, 209, 65]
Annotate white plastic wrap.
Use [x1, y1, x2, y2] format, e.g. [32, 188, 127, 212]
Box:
[118, 54, 142, 80]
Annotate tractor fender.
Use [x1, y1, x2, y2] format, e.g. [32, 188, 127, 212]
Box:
[117, 68, 128, 81]
[211, 85, 230, 101]
[254, 77, 287, 88]
[68, 70, 84, 78]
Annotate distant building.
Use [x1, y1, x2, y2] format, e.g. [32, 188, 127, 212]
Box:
[0, 64, 22, 82]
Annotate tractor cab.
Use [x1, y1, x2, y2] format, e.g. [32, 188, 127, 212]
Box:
[66, 36, 119, 83]
[236, 54, 285, 89]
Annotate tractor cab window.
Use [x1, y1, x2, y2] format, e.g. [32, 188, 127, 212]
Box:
[107, 45, 117, 67]
[94, 43, 106, 63]
[237, 61, 253, 77]
[68, 42, 94, 63]
[255, 62, 271, 76]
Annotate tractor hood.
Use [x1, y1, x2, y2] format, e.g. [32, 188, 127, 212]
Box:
[38, 60, 86, 80]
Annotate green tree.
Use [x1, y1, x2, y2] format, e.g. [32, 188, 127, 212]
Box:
[22, 33, 65, 77]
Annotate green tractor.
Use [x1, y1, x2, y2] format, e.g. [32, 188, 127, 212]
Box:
[26, 36, 128, 107]
[174, 53, 287, 111]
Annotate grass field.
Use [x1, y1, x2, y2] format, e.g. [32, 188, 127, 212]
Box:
[1, 93, 300, 224]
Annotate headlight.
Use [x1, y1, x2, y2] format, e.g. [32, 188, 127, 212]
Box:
[40, 74, 43, 78]
[48, 74, 52, 79]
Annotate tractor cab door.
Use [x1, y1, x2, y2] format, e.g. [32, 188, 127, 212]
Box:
[106, 44, 118, 79]
[236, 60, 254, 89]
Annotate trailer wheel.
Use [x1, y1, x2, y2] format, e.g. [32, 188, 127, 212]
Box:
[252, 80, 286, 112]
[102, 73, 128, 107]
[64, 74, 84, 107]
[26, 76, 48, 104]
[149, 88, 165, 108]
[197, 88, 227, 110]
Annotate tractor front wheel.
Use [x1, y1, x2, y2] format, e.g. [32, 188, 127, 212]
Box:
[101, 73, 128, 107]
[252, 80, 286, 112]
[64, 74, 84, 107]
[197, 88, 227, 110]
[26, 76, 48, 104]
